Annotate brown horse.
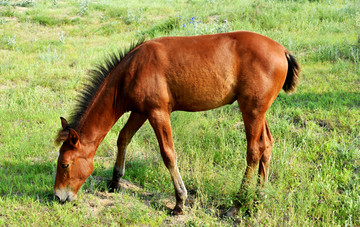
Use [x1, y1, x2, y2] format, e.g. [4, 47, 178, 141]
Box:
[54, 31, 300, 215]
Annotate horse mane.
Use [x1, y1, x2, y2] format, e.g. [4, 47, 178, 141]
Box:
[56, 38, 145, 144]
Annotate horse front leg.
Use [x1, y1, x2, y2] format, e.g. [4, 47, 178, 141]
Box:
[148, 109, 188, 215]
[109, 112, 147, 191]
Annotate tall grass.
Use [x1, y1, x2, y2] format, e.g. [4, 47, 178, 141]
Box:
[0, 0, 359, 225]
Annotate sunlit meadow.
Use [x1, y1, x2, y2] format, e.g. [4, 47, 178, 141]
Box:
[0, 0, 359, 225]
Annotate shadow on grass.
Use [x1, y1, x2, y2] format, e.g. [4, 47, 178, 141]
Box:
[274, 91, 360, 110]
[0, 157, 178, 215]
[0, 159, 165, 209]
[89, 161, 179, 214]
[0, 160, 55, 203]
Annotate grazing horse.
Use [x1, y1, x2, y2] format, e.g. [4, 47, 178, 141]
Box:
[54, 31, 300, 215]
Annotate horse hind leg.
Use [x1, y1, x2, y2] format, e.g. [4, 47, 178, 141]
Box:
[148, 109, 188, 215]
[258, 119, 274, 187]
[109, 112, 147, 191]
[226, 102, 274, 216]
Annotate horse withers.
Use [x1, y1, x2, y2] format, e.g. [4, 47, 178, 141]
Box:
[54, 31, 300, 216]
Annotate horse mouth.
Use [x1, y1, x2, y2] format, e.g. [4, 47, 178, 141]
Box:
[54, 194, 70, 204]
[54, 189, 76, 203]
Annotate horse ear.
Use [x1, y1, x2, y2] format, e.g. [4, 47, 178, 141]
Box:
[60, 117, 69, 130]
[68, 128, 80, 148]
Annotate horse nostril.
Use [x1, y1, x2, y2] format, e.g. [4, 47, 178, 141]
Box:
[55, 195, 60, 202]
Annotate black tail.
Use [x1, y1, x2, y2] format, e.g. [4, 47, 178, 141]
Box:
[283, 52, 300, 93]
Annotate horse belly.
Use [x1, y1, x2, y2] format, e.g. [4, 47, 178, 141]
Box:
[170, 73, 237, 112]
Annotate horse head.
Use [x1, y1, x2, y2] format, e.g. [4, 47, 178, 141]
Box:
[54, 117, 94, 203]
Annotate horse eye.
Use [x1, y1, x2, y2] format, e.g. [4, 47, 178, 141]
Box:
[61, 163, 69, 169]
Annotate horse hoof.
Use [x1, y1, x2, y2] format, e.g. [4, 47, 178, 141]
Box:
[223, 206, 239, 219]
[170, 206, 183, 215]
[107, 180, 120, 192]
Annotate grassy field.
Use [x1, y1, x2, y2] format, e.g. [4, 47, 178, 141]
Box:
[0, 0, 359, 225]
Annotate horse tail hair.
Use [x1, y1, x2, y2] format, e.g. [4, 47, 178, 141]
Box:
[283, 51, 300, 93]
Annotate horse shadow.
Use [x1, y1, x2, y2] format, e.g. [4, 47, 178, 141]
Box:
[0, 159, 174, 213]
[0, 160, 56, 203]
[274, 91, 359, 110]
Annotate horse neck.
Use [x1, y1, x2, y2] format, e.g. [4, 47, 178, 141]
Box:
[76, 74, 123, 153]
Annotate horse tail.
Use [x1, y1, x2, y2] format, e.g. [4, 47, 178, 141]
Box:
[283, 51, 300, 93]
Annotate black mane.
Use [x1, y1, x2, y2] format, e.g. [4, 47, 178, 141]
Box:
[67, 38, 145, 130]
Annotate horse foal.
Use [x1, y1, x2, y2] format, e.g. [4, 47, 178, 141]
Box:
[54, 31, 300, 216]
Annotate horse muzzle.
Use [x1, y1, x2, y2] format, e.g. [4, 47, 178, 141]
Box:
[54, 188, 76, 203]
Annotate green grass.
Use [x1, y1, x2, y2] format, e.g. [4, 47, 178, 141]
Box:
[0, 0, 359, 226]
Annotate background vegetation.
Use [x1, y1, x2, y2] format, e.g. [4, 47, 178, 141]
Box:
[0, 0, 359, 225]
